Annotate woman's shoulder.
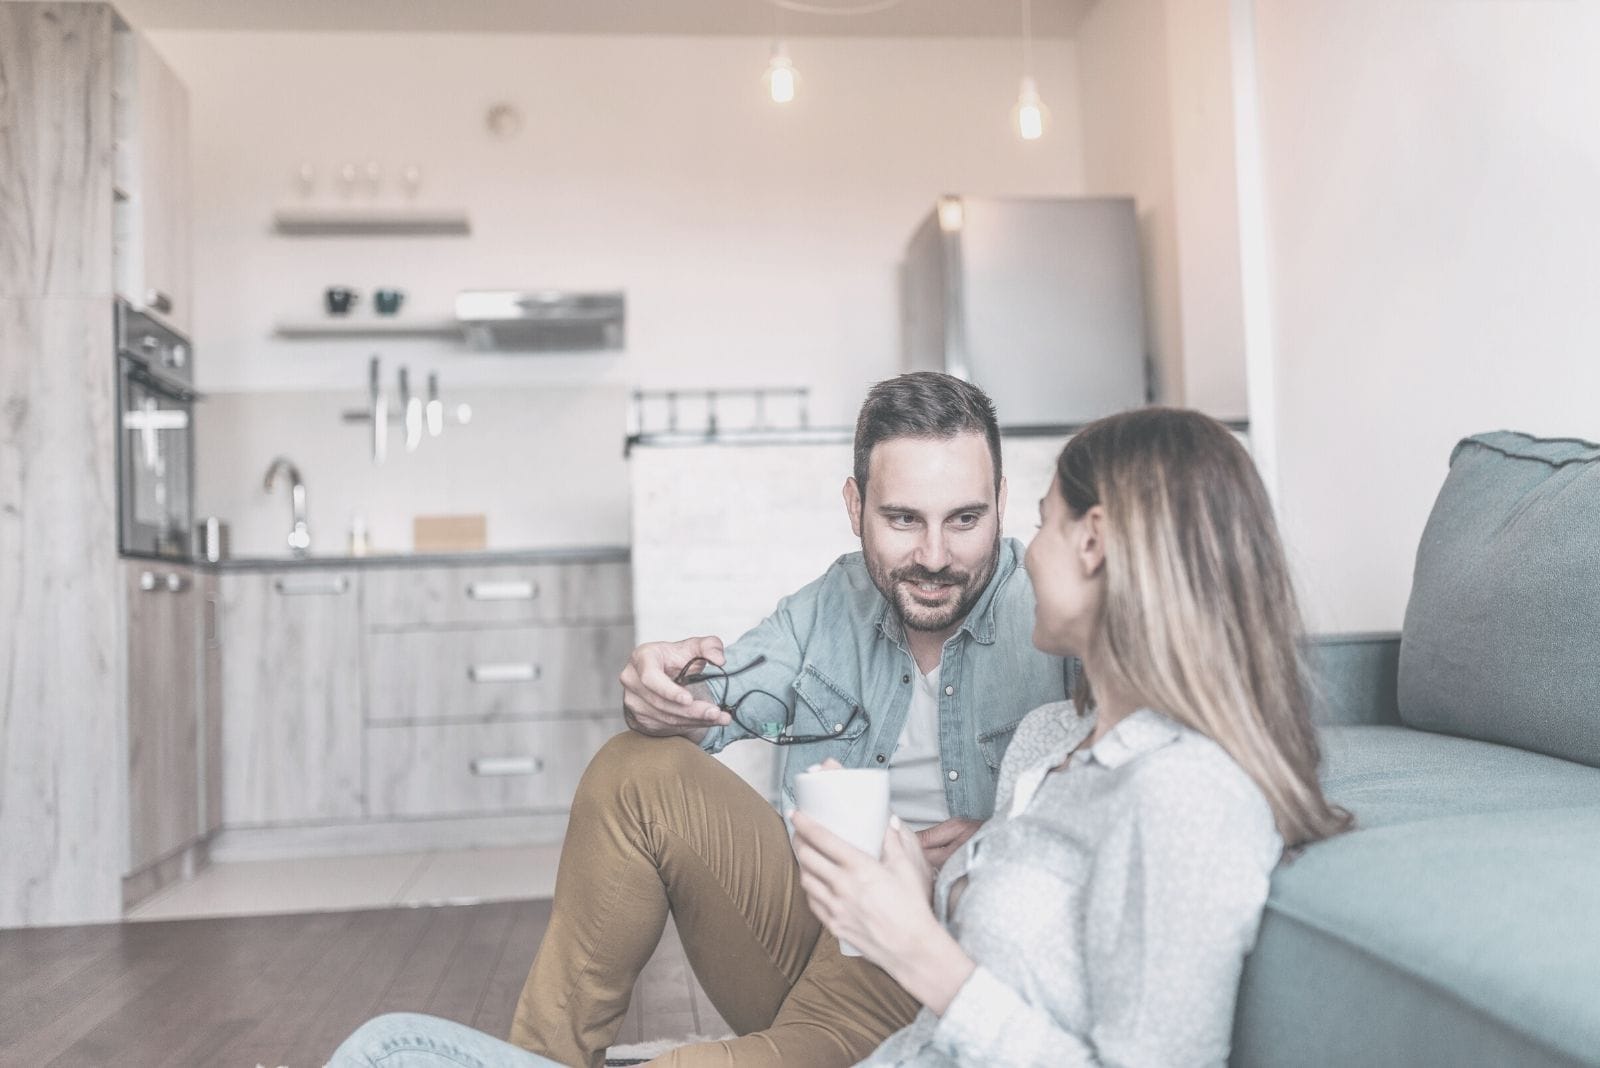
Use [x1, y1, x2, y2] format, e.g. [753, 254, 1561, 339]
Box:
[1011, 699, 1088, 752]
[998, 697, 1088, 770]
[1123, 723, 1278, 842]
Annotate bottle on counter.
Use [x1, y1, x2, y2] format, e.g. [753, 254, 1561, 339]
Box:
[349, 514, 370, 557]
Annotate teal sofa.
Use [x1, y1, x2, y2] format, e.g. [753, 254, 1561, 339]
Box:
[1231, 432, 1600, 1067]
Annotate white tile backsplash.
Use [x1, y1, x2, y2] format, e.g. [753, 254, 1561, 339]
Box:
[195, 384, 632, 557]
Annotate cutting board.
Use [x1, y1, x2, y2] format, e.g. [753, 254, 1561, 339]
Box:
[413, 514, 487, 553]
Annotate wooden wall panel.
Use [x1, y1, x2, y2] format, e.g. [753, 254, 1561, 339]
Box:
[0, 3, 114, 298]
[0, 296, 123, 926]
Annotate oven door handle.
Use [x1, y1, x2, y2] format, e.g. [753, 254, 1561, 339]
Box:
[123, 401, 190, 470]
[141, 398, 159, 469]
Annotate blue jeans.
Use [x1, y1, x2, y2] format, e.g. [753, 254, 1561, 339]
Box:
[328, 1013, 567, 1068]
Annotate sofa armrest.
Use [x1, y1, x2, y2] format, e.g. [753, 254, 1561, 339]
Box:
[1304, 632, 1401, 726]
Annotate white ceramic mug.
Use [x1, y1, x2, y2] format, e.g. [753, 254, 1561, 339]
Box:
[793, 767, 891, 956]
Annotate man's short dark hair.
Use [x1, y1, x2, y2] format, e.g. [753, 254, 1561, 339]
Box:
[852, 372, 1002, 501]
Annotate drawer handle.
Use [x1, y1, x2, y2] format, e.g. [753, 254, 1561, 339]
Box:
[466, 580, 539, 601]
[467, 662, 541, 684]
[471, 756, 544, 777]
[274, 576, 350, 596]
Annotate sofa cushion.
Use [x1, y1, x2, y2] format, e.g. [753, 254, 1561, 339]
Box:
[1398, 430, 1600, 768]
[1233, 805, 1600, 1067]
[1319, 725, 1600, 828]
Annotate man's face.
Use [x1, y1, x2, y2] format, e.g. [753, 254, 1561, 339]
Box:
[845, 432, 1006, 637]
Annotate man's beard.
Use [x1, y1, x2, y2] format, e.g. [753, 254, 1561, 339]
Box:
[867, 538, 1001, 635]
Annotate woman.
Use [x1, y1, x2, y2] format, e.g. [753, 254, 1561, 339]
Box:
[329, 407, 1348, 1067]
[790, 406, 1350, 1065]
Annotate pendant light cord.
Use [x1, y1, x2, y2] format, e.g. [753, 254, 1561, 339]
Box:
[1021, 0, 1034, 75]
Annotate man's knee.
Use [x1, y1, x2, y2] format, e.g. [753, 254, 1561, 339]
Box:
[573, 730, 708, 814]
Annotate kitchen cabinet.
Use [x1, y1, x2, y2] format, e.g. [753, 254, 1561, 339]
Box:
[362, 561, 630, 821]
[207, 555, 631, 844]
[366, 719, 616, 819]
[365, 623, 634, 724]
[125, 560, 201, 873]
[219, 569, 364, 826]
[200, 572, 224, 837]
[113, 27, 192, 335]
[363, 561, 632, 629]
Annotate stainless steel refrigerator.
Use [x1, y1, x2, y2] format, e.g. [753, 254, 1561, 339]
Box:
[901, 196, 1149, 428]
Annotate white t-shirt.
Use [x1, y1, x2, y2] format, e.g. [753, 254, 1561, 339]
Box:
[889, 663, 953, 831]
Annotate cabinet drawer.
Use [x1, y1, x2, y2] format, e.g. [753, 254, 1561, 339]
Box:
[365, 719, 617, 818]
[363, 562, 632, 629]
[366, 624, 632, 723]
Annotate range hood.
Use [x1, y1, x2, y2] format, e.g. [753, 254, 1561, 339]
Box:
[454, 290, 625, 353]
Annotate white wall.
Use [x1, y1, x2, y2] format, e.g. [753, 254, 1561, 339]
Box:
[1075, 0, 1249, 418]
[1076, 0, 1183, 404]
[1252, 0, 1600, 630]
[146, 30, 1086, 548]
[1162, 0, 1249, 419]
[148, 30, 1086, 427]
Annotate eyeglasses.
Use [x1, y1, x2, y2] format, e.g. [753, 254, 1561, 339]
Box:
[674, 654, 869, 746]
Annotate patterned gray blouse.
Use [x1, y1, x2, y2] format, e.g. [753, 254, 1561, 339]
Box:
[859, 702, 1282, 1067]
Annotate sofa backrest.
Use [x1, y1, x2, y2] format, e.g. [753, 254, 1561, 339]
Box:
[1398, 431, 1600, 767]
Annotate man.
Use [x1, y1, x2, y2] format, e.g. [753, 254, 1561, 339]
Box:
[511, 372, 1071, 1067]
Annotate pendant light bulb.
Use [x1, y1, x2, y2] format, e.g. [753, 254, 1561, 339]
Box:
[1014, 75, 1048, 141]
[765, 42, 798, 105]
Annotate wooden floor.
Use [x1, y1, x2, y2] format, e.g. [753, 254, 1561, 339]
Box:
[0, 900, 727, 1068]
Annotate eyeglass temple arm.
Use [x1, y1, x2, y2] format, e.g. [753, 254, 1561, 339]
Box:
[679, 653, 768, 685]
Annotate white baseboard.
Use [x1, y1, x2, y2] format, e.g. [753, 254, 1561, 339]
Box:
[210, 811, 571, 863]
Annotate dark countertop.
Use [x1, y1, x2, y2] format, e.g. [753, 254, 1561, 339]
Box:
[124, 545, 631, 572]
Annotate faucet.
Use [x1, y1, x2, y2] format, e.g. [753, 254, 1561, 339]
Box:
[263, 456, 312, 556]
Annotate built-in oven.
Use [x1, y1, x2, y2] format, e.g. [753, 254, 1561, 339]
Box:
[116, 301, 197, 559]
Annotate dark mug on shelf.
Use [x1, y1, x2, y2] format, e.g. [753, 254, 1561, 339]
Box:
[374, 288, 406, 316]
[325, 286, 360, 316]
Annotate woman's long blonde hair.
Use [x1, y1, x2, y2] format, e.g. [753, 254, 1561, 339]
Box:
[1057, 407, 1351, 847]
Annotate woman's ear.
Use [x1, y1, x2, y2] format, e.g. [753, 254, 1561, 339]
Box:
[1079, 505, 1108, 578]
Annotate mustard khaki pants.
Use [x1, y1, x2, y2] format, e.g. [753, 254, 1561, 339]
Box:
[509, 731, 920, 1067]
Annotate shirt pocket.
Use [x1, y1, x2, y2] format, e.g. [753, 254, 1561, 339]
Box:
[976, 715, 1027, 771]
[791, 664, 871, 745]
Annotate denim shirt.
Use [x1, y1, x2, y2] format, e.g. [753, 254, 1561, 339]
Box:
[699, 538, 1074, 819]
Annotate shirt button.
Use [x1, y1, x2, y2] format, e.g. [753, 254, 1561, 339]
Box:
[902, 674, 911, 684]
[875, 754, 886, 764]
[944, 685, 955, 697]
[833, 723, 844, 733]
[947, 770, 959, 781]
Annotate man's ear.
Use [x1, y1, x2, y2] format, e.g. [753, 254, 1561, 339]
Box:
[843, 477, 864, 538]
[997, 475, 1008, 526]
[1080, 505, 1108, 578]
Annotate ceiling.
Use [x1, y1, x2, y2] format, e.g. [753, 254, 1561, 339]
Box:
[116, 0, 1095, 38]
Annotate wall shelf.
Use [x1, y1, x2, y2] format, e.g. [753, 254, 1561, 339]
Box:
[271, 208, 472, 237]
[273, 319, 464, 341]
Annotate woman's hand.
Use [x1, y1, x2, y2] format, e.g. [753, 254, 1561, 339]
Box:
[793, 811, 958, 983]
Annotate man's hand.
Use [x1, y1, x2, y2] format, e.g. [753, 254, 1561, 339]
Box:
[916, 817, 983, 870]
[619, 636, 733, 741]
